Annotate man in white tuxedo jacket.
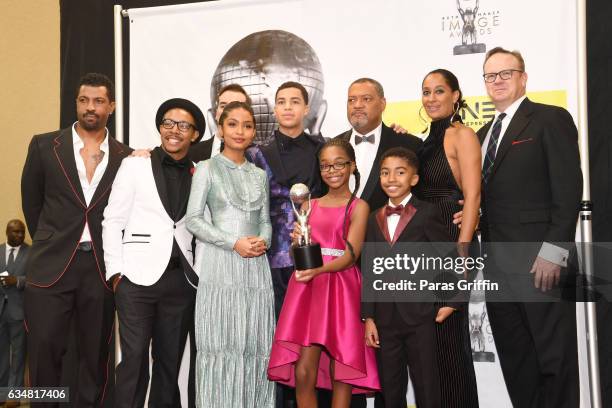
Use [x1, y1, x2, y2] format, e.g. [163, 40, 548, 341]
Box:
[102, 98, 205, 408]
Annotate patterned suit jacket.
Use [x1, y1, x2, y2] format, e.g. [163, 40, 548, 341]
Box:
[246, 133, 324, 269]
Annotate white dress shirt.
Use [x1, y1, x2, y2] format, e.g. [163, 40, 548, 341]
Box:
[386, 193, 412, 241]
[480, 95, 526, 166]
[480, 97, 568, 266]
[5, 244, 20, 265]
[72, 122, 110, 243]
[349, 122, 383, 197]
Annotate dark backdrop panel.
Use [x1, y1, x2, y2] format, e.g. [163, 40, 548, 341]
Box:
[59, 0, 612, 405]
[59, 0, 208, 137]
[587, 2, 612, 405]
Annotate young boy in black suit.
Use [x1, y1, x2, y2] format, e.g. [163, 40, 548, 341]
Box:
[362, 147, 453, 408]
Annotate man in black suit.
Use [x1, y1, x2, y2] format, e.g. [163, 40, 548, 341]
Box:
[0, 220, 29, 395]
[21, 73, 131, 406]
[189, 83, 251, 162]
[334, 78, 422, 408]
[478, 47, 582, 407]
[335, 78, 422, 212]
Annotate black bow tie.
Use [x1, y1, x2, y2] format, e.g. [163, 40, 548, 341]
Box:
[385, 205, 404, 217]
[162, 156, 188, 169]
[355, 134, 375, 145]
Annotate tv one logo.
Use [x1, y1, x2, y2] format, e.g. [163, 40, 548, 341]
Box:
[459, 99, 496, 129]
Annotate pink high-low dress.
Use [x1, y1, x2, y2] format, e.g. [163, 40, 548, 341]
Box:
[267, 198, 380, 393]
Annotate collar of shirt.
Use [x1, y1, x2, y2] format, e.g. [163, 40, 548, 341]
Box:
[5, 243, 20, 263]
[71, 122, 110, 243]
[277, 130, 309, 151]
[481, 95, 527, 165]
[71, 122, 110, 154]
[159, 146, 190, 168]
[387, 193, 412, 214]
[494, 94, 526, 124]
[386, 193, 412, 240]
[349, 122, 383, 196]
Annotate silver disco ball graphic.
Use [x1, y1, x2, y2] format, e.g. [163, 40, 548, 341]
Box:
[209, 30, 327, 145]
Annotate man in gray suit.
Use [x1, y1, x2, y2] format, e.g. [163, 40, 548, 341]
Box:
[0, 219, 29, 393]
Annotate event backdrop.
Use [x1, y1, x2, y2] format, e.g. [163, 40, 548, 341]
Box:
[125, 0, 584, 406]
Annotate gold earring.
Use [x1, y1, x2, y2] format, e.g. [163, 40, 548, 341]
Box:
[451, 101, 460, 122]
[418, 106, 430, 134]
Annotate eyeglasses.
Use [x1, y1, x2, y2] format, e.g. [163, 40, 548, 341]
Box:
[161, 118, 195, 132]
[319, 161, 352, 172]
[482, 69, 523, 83]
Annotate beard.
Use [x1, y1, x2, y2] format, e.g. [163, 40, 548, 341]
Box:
[78, 113, 104, 131]
[349, 113, 369, 131]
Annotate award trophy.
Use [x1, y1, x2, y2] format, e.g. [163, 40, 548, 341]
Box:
[454, 0, 486, 55]
[470, 308, 495, 362]
[290, 183, 323, 270]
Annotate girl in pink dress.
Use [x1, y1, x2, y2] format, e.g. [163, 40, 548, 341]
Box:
[268, 138, 380, 406]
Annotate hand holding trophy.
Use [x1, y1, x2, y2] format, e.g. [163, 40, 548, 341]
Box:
[290, 183, 323, 270]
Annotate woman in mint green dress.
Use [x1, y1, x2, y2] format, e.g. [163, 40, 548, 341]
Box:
[186, 101, 274, 407]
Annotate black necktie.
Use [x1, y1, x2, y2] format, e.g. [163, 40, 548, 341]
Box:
[7, 248, 15, 268]
[355, 134, 375, 145]
[482, 113, 507, 184]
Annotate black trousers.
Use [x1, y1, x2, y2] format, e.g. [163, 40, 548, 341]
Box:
[114, 263, 195, 408]
[487, 301, 578, 408]
[0, 312, 26, 388]
[375, 306, 440, 408]
[24, 249, 115, 407]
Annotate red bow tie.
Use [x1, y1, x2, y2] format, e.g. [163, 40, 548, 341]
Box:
[385, 205, 404, 217]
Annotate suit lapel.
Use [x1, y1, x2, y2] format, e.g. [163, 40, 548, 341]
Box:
[90, 137, 127, 207]
[14, 245, 27, 266]
[490, 98, 532, 177]
[53, 128, 86, 207]
[0, 244, 5, 271]
[151, 148, 173, 219]
[337, 130, 351, 142]
[261, 137, 289, 186]
[176, 161, 195, 218]
[360, 124, 390, 201]
[390, 203, 417, 245]
[375, 207, 392, 244]
[478, 121, 492, 146]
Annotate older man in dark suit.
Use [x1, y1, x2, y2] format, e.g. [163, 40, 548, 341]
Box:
[0, 219, 29, 399]
[478, 47, 582, 408]
[335, 78, 423, 212]
[334, 77, 423, 408]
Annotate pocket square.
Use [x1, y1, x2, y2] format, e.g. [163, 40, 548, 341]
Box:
[512, 138, 533, 146]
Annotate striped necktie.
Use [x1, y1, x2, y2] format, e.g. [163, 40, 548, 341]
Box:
[482, 113, 507, 184]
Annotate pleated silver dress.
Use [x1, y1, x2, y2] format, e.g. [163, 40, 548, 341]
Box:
[186, 153, 275, 408]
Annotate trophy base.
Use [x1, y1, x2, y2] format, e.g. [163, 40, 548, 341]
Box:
[454, 43, 486, 55]
[472, 351, 495, 363]
[293, 243, 323, 270]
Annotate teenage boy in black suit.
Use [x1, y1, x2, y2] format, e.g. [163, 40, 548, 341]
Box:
[362, 147, 452, 408]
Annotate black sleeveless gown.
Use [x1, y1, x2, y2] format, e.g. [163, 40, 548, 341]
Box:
[414, 117, 479, 408]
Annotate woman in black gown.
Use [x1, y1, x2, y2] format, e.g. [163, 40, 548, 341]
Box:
[414, 69, 481, 407]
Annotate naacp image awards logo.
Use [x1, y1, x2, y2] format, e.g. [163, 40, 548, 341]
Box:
[441, 0, 502, 55]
